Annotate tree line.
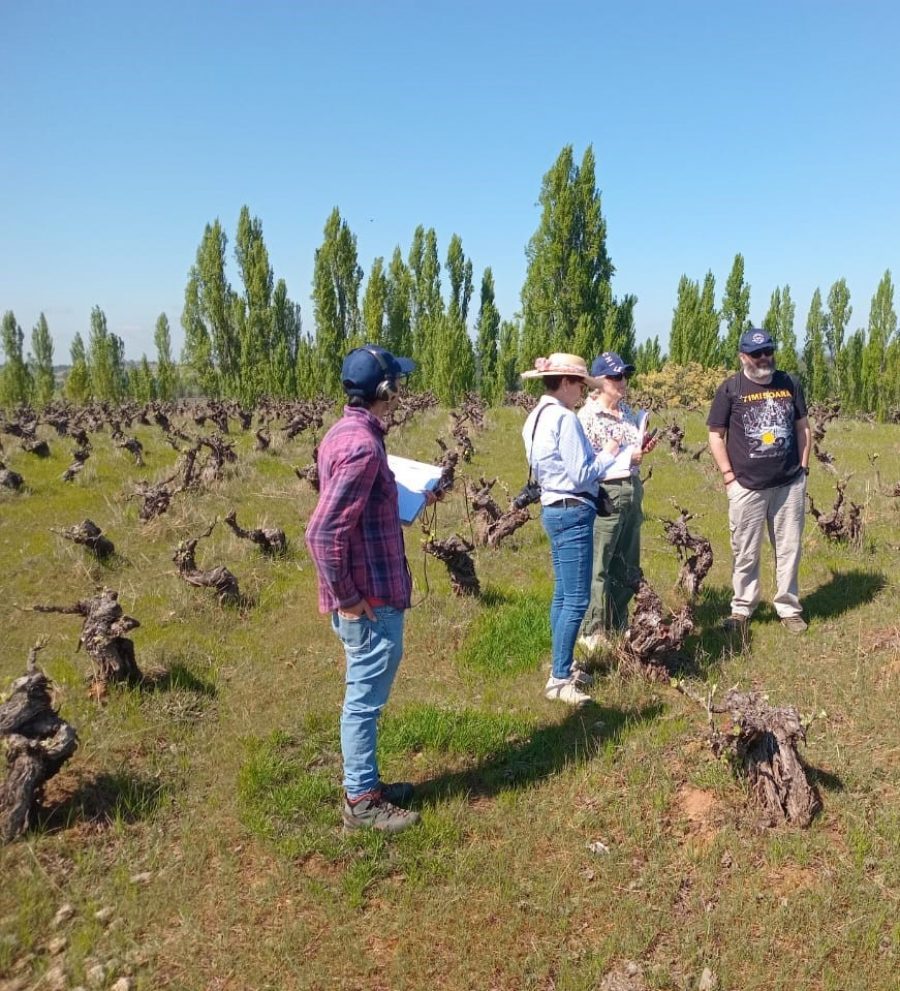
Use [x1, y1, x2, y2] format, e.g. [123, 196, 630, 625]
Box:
[2, 145, 898, 417]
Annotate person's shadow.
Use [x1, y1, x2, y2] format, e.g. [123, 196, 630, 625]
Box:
[415, 702, 664, 804]
[800, 569, 887, 622]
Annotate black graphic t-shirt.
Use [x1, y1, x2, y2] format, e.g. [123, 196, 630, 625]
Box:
[707, 371, 807, 490]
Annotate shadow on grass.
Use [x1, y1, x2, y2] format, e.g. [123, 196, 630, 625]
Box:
[141, 662, 217, 696]
[37, 769, 170, 833]
[798, 569, 887, 622]
[677, 584, 747, 677]
[415, 702, 664, 804]
[807, 764, 844, 794]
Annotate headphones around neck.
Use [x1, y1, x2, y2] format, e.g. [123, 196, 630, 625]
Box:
[359, 347, 398, 400]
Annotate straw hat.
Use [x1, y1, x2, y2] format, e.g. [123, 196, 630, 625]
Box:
[520, 352, 598, 384]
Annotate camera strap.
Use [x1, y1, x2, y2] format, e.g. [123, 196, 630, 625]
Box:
[527, 401, 552, 486]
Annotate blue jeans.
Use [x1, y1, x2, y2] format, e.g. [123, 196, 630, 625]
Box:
[541, 501, 595, 679]
[331, 606, 405, 799]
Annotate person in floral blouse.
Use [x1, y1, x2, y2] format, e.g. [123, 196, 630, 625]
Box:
[577, 351, 656, 651]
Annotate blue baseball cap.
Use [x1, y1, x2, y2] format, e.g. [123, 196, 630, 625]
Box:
[341, 345, 416, 399]
[739, 328, 777, 353]
[590, 351, 635, 378]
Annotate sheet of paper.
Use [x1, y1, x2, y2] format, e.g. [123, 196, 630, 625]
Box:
[387, 455, 444, 523]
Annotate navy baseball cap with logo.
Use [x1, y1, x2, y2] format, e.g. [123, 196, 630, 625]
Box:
[739, 328, 777, 354]
[341, 345, 416, 399]
[590, 351, 636, 378]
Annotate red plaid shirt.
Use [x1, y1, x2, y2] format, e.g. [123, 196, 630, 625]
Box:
[305, 406, 412, 613]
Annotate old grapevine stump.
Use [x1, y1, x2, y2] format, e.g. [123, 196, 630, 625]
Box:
[52, 519, 115, 559]
[710, 689, 821, 827]
[424, 534, 480, 596]
[223, 509, 287, 556]
[662, 510, 713, 599]
[619, 579, 694, 681]
[808, 479, 863, 546]
[0, 460, 24, 490]
[174, 521, 241, 605]
[32, 589, 142, 689]
[0, 643, 78, 842]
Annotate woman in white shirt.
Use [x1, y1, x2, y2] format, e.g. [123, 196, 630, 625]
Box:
[521, 353, 619, 706]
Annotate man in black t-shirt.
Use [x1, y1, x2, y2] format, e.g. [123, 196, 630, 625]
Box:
[707, 328, 811, 634]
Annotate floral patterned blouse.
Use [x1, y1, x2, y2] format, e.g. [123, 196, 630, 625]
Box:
[577, 396, 642, 476]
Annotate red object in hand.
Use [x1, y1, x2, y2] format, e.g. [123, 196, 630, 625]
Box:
[642, 427, 658, 450]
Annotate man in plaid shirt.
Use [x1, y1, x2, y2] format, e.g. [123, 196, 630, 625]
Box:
[305, 345, 424, 833]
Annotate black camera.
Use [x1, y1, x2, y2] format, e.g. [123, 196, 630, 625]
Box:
[512, 480, 542, 509]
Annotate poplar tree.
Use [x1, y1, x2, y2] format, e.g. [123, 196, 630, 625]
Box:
[154, 313, 177, 401]
[433, 314, 475, 405]
[842, 330, 865, 411]
[0, 311, 32, 406]
[182, 220, 237, 396]
[521, 145, 613, 365]
[603, 293, 637, 361]
[312, 208, 363, 396]
[234, 206, 274, 404]
[87, 306, 126, 401]
[763, 286, 799, 374]
[28, 313, 55, 407]
[129, 355, 156, 401]
[669, 276, 700, 365]
[446, 234, 474, 325]
[803, 289, 829, 400]
[635, 336, 663, 373]
[270, 279, 301, 397]
[720, 254, 751, 362]
[827, 278, 852, 402]
[65, 333, 91, 403]
[475, 267, 501, 402]
[384, 247, 413, 359]
[407, 226, 443, 382]
[862, 270, 896, 420]
[362, 257, 388, 345]
[495, 319, 521, 396]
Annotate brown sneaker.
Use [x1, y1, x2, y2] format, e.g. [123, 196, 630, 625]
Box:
[343, 789, 420, 833]
[780, 615, 808, 634]
[722, 614, 749, 633]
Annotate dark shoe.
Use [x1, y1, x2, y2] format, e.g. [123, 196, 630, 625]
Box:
[343, 790, 421, 833]
[722, 614, 749, 633]
[378, 781, 414, 807]
[781, 615, 808, 634]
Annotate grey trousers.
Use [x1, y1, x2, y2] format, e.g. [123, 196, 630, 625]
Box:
[726, 473, 806, 618]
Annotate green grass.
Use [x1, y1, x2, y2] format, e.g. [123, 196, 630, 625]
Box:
[1, 406, 898, 989]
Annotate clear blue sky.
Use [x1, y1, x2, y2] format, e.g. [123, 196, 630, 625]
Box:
[2, 1, 898, 361]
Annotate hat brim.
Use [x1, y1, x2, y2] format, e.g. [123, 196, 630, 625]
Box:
[392, 356, 416, 375]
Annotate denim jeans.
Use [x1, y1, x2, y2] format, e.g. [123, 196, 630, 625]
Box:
[331, 605, 405, 799]
[541, 501, 595, 679]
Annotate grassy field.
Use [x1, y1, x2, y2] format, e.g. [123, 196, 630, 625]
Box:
[1, 401, 898, 991]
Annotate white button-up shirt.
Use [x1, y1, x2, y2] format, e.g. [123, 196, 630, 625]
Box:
[522, 395, 616, 507]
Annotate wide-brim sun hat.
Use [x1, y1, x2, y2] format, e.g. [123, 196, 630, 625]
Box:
[520, 353, 599, 386]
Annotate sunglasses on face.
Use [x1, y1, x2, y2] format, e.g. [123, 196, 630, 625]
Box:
[747, 348, 775, 359]
[606, 372, 631, 382]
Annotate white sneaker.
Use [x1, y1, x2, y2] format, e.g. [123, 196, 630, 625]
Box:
[544, 676, 591, 707]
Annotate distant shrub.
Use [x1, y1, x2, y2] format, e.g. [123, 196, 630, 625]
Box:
[631, 361, 729, 410]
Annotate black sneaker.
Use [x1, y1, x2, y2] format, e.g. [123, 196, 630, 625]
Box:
[343, 790, 421, 833]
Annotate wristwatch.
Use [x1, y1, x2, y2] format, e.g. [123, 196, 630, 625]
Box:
[803, 466, 810, 476]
